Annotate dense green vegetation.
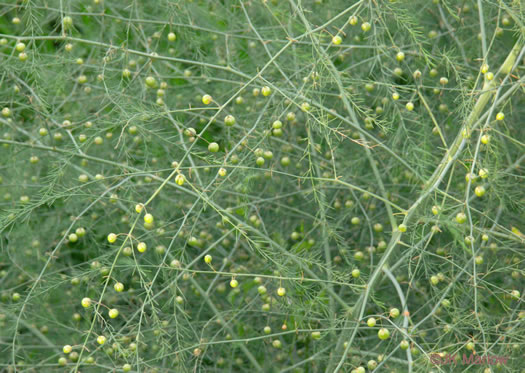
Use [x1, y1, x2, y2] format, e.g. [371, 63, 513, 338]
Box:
[0, 0, 524, 372]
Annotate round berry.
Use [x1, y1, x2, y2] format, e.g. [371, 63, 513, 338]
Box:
[15, 42, 26, 52]
[258, 285, 267, 295]
[261, 86, 272, 96]
[474, 185, 485, 197]
[455, 212, 467, 224]
[202, 94, 212, 105]
[224, 115, 235, 126]
[301, 102, 311, 112]
[208, 142, 219, 152]
[62, 16, 73, 28]
[137, 242, 147, 253]
[81, 297, 91, 308]
[145, 76, 157, 88]
[175, 173, 186, 186]
[108, 308, 119, 319]
[107, 233, 117, 243]
[377, 328, 390, 340]
[478, 168, 488, 179]
[390, 308, 400, 318]
[144, 213, 154, 224]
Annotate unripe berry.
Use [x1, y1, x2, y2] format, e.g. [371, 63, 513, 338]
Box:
[332, 35, 342, 45]
[145, 76, 157, 88]
[202, 94, 212, 105]
[377, 328, 390, 340]
[15, 42, 26, 52]
[175, 174, 186, 185]
[390, 308, 400, 318]
[107, 233, 117, 243]
[144, 213, 154, 224]
[261, 86, 272, 96]
[81, 297, 91, 308]
[258, 285, 267, 295]
[456, 212, 467, 224]
[137, 242, 147, 253]
[224, 115, 235, 126]
[62, 16, 73, 29]
[208, 142, 219, 152]
[474, 185, 486, 197]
